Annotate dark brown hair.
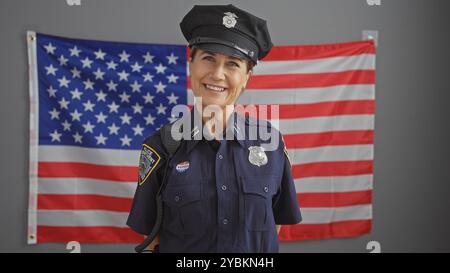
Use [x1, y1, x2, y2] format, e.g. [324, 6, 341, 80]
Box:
[189, 47, 255, 72]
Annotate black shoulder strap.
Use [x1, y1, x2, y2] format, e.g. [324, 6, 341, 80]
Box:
[160, 123, 182, 157]
[134, 123, 181, 253]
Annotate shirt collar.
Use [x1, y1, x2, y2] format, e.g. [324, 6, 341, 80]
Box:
[185, 110, 247, 154]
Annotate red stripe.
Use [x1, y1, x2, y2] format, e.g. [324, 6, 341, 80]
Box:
[37, 226, 143, 243]
[38, 194, 132, 212]
[283, 130, 374, 149]
[247, 70, 375, 89]
[187, 70, 375, 89]
[292, 160, 373, 179]
[38, 162, 138, 182]
[234, 100, 374, 119]
[263, 41, 376, 61]
[297, 190, 372, 208]
[279, 220, 372, 241]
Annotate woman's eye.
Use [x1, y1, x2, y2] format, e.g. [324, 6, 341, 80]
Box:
[228, 62, 240, 68]
[203, 56, 215, 62]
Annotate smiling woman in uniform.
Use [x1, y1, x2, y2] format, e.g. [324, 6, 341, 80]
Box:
[127, 4, 302, 253]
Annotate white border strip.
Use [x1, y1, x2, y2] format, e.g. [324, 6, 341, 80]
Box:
[27, 30, 38, 244]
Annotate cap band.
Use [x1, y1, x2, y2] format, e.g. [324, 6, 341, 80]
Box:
[189, 37, 255, 60]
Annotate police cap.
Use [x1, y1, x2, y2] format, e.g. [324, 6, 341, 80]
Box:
[180, 4, 273, 63]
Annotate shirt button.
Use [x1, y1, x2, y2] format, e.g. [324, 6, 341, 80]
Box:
[222, 219, 228, 225]
[264, 186, 268, 193]
[218, 154, 223, 160]
[221, 185, 227, 191]
[174, 195, 180, 202]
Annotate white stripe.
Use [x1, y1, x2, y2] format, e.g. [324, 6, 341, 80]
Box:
[255, 54, 375, 75]
[274, 114, 374, 135]
[237, 84, 374, 105]
[27, 30, 39, 245]
[289, 145, 373, 165]
[39, 145, 140, 166]
[294, 174, 373, 193]
[299, 205, 372, 224]
[190, 84, 375, 106]
[37, 210, 129, 227]
[38, 178, 136, 198]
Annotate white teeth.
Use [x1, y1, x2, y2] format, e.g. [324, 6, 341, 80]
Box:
[205, 84, 225, 92]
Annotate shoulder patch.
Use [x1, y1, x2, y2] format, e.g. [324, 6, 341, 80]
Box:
[281, 135, 292, 166]
[138, 144, 161, 185]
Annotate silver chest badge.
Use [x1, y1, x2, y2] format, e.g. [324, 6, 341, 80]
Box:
[223, 12, 238, 28]
[248, 146, 268, 167]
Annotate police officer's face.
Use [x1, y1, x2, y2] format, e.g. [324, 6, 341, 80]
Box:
[189, 48, 252, 108]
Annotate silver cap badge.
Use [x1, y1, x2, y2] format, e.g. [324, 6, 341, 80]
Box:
[223, 12, 238, 28]
[248, 146, 268, 167]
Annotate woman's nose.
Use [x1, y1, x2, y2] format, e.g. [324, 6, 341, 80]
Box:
[210, 64, 226, 81]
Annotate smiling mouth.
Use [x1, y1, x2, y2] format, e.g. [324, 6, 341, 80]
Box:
[203, 83, 227, 93]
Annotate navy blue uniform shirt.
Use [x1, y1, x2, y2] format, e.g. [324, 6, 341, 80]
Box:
[127, 112, 302, 253]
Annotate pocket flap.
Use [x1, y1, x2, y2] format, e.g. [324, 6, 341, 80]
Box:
[162, 184, 202, 207]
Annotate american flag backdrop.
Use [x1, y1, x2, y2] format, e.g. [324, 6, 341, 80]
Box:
[27, 31, 376, 244]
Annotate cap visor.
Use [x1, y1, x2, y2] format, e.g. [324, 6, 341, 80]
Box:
[194, 43, 250, 61]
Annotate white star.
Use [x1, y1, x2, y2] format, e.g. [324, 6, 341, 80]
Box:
[144, 113, 155, 125]
[166, 73, 179, 84]
[95, 133, 108, 145]
[117, 70, 130, 81]
[82, 121, 96, 133]
[49, 108, 60, 120]
[167, 93, 179, 104]
[83, 78, 95, 90]
[82, 100, 95, 112]
[107, 101, 119, 113]
[119, 92, 131, 103]
[69, 46, 81, 57]
[106, 80, 118, 91]
[81, 57, 93, 68]
[70, 88, 82, 100]
[94, 48, 106, 60]
[143, 92, 154, 104]
[44, 43, 56, 54]
[120, 134, 132, 147]
[73, 132, 83, 143]
[156, 103, 167, 115]
[106, 60, 118, 70]
[130, 80, 142, 92]
[58, 97, 70, 109]
[120, 112, 132, 125]
[95, 112, 108, 123]
[49, 130, 62, 142]
[143, 52, 154, 63]
[119, 50, 130, 62]
[93, 68, 105, 80]
[62, 120, 71, 131]
[107, 123, 120, 135]
[58, 76, 70, 88]
[132, 124, 144, 136]
[95, 90, 107, 102]
[45, 64, 58, 76]
[58, 54, 68, 66]
[143, 72, 154, 82]
[132, 102, 143, 114]
[71, 67, 81, 78]
[155, 81, 167, 93]
[155, 63, 167, 74]
[166, 53, 178, 64]
[47, 86, 57, 97]
[131, 62, 143, 72]
[70, 109, 83, 121]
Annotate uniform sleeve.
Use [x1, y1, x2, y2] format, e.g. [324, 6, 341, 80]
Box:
[272, 137, 302, 225]
[126, 135, 166, 235]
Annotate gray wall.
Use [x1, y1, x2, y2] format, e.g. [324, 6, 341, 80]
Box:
[1, 0, 449, 253]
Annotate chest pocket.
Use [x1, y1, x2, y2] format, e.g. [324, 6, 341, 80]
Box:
[162, 184, 205, 234]
[241, 175, 278, 231]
